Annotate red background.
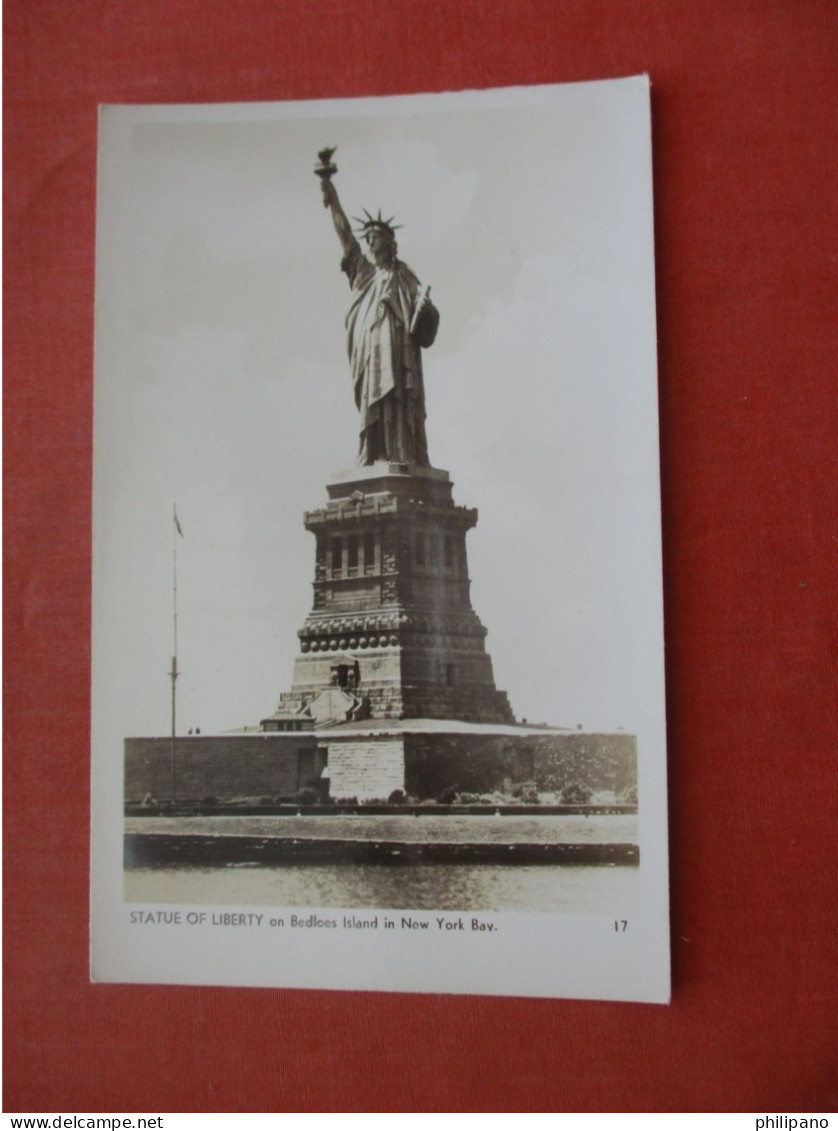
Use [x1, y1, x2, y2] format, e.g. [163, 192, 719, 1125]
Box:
[5, 0, 837, 1113]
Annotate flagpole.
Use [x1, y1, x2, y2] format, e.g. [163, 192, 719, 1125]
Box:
[170, 504, 179, 804]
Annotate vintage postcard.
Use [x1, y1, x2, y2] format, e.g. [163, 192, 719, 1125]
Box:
[91, 77, 669, 1001]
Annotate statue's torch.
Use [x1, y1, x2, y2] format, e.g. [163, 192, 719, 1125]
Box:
[315, 147, 338, 181]
[315, 147, 338, 209]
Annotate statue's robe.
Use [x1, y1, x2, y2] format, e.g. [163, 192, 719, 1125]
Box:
[342, 241, 438, 466]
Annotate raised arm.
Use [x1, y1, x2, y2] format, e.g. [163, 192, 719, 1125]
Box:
[320, 176, 359, 259]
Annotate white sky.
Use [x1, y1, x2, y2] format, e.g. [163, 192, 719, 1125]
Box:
[93, 79, 663, 743]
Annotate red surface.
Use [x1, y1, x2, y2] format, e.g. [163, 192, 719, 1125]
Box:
[5, 0, 837, 1113]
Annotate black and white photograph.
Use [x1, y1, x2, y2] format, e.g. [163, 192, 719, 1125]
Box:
[91, 77, 669, 1002]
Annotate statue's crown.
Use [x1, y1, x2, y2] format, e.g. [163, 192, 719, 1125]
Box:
[353, 208, 403, 237]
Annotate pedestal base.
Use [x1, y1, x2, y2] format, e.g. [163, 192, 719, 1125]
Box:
[267, 464, 514, 726]
[125, 725, 637, 806]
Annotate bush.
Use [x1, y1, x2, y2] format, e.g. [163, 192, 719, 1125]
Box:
[295, 786, 320, 806]
[387, 789, 406, 805]
[200, 795, 219, 806]
[561, 781, 592, 805]
[436, 786, 458, 805]
[511, 783, 540, 804]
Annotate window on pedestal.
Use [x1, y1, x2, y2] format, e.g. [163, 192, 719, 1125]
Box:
[415, 532, 426, 567]
[330, 537, 342, 575]
[347, 535, 359, 576]
[363, 531, 376, 575]
[446, 663, 456, 687]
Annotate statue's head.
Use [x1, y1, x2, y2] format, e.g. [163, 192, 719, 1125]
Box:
[355, 210, 401, 264]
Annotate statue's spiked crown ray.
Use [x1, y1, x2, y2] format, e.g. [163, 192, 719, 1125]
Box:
[353, 208, 403, 238]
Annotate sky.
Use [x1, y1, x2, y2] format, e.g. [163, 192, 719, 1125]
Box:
[92, 79, 663, 748]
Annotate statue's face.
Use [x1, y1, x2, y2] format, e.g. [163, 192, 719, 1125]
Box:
[365, 227, 394, 263]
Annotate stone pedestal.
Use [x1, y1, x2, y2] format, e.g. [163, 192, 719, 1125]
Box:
[266, 463, 513, 725]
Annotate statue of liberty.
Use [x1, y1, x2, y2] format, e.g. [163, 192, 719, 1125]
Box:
[316, 148, 439, 467]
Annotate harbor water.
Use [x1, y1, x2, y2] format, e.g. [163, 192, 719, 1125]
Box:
[125, 860, 638, 913]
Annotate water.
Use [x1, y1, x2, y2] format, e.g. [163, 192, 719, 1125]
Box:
[125, 861, 638, 913]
